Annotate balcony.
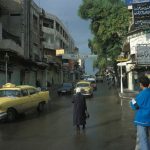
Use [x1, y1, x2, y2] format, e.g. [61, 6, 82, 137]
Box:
[42, 27, 55, 34]
[0, 0, 22, 13]
[43, 42, 55, 50]
[0, 39, 24, 56]
[44, 55, 55, 63]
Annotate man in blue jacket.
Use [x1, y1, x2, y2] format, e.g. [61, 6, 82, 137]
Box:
[130, 75, 150, 150]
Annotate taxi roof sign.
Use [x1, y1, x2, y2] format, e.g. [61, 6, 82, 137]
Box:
[3, 83, 16, 88]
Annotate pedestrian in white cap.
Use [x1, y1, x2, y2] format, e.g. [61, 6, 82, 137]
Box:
[72, 87, 87, 130]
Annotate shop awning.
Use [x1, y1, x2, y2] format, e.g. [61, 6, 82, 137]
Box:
[117, 61, 132, 66]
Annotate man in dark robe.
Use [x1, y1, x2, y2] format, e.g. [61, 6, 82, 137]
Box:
[72, 87, 87, 130]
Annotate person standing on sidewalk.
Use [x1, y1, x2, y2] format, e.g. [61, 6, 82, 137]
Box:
[130, 75, 150, 150]
[72, 87, 87, 130]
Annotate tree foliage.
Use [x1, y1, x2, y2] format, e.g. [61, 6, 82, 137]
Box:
[78, 0, 131, 70]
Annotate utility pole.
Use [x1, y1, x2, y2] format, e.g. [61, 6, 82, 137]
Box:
[5, 52, 9, 83]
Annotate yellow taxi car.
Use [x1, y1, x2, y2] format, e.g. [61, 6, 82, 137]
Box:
[0, 83, 50, 121]
[74, 81, 93, 97]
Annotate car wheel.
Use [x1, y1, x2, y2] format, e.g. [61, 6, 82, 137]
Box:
[7, 108, 17, 122]
[37, 102, 45, 113]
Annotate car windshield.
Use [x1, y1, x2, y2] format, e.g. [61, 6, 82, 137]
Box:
[63, 83, 72, 87]
[77, 83, 89, 87]
[87, 79, 96, 83]
[0, 90, 21, 97]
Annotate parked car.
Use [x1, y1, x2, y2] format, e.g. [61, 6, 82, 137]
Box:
[0, 83, 50, 121]
[57, 82, 74, 95]
[74, 81, 93, 97]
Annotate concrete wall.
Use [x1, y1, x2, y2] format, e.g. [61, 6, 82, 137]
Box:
[0, 22, 2, 40]
[129, 32, 150, 55]
[0, 72, 6, 86]
[29, 1, 41, 61]
[24, 71, 36, 86]
[11, 66, 21, 85]
[0, 65, 21, 86]
[0, 15, 22, 40]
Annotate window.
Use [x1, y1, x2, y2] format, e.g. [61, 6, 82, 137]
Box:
[77, 83, 90, 87]
[0, 90, 21, 97]
[21, 90, 28, 96]
[33, 15, 38, 30]
[28, 88, 37, 95]
[49, 19, 54, 28]
[43, 18, 54, 29]
[43, 23, 49, 27]
[63, 83, 72, 87]
[56, 22, 60, 32]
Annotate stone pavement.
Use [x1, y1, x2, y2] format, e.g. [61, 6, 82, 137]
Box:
[118, 88, 139, 150]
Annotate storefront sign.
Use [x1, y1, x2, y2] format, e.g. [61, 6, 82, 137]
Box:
[133, 2, 150, 28]
[116, 57, 128, 62]
[125, 0, 150, 5]
[133, 0, 150, 3]
[136, 44, 150, 64]
[56, 49, 64, 56]
[125, 0, 133, 5]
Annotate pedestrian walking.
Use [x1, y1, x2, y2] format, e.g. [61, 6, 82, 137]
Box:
[72, 87, 87, 130]
[130, 75, 150, 150]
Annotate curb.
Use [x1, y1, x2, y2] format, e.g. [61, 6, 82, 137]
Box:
[118, 90, 138, 99]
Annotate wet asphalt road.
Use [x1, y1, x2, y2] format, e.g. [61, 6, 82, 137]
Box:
[0, 83, 136, 150]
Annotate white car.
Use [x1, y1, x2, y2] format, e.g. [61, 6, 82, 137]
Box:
[74, 81, 93, 97]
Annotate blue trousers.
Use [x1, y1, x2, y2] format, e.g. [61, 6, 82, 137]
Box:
[137, 125, 150, 150]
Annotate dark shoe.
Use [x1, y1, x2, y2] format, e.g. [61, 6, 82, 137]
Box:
[76, 125, 80, 130]
[82, 124, 85, 130]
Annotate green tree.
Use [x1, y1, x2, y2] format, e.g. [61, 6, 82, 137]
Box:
[78, 0, 131, 71]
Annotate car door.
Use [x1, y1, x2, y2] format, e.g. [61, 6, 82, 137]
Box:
[18, 88, 37, 111]
[14, 89, 30, 113]
[28, 88, 41, 108]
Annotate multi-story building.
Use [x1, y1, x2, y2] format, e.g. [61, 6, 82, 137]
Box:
[0, 0, 76, 87]
[0, 0, 24, 85]
[40, 11, 76, 84]
[117, 1, 150, 91]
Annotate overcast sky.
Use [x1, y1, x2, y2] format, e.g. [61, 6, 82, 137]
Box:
[34, 0, 92, 55]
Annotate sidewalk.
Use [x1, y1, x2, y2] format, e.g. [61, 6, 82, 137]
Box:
[118, 89, 139, 99]
[117, 88, 137, 150]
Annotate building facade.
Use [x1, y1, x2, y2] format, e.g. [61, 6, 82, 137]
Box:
[0, 0, 77, 87]
[117, 1, 150, 91]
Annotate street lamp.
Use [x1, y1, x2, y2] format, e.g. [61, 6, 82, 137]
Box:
[120, 65, 123, 93]
[5, 52, 9, 83]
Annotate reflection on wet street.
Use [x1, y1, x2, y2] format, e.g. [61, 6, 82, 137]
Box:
[0, 83, 136, 150]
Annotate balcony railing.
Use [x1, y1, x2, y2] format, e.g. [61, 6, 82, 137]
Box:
[42, 26, 55, 34]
